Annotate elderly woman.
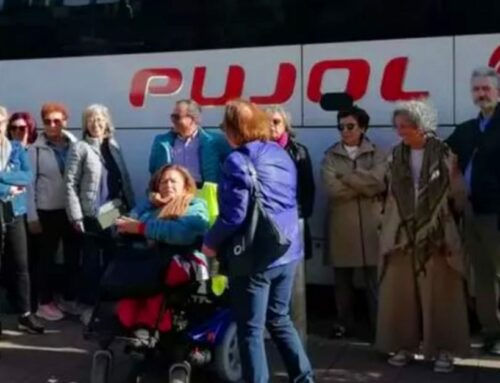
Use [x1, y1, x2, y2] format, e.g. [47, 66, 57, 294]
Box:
[115, 164, 209, 332]
[321, 105, 386, 339]
[265, 105, 315, 340]
[0, 106, 44, 334]
[376, 100, 469, 373]
[65, 104, 135, 324]
[26, 103, 79, 321]
[7, 112, 38, 148]
[202, 100, 314, 383]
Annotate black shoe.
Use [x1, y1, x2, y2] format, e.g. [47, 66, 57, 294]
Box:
[18, 314, 45, 334]
[331, 324, 349, 339]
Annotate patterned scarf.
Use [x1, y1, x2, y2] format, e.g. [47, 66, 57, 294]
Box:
[390, 137, 450, 274]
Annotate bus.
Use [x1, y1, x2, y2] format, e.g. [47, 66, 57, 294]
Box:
[0, 0, 499, 289]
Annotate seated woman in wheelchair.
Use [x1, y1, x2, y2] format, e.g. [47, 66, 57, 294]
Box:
[114, 164, 210, 334]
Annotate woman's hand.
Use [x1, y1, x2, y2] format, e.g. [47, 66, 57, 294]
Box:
[202, 244, 217, 258]
[116, 216, 142, 234]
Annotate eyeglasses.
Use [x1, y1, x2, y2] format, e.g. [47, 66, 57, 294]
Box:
[170, 113, 191, 121]
[272, 118, 282, 126]
[9, 125, 27, 133]
[338, 123, 357, 132]
[43, 118, 63, 126]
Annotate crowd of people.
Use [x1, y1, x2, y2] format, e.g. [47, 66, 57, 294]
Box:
[0, 65, 498, 382]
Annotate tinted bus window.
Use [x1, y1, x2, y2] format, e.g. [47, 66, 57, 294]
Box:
[0, 0, 498, 60]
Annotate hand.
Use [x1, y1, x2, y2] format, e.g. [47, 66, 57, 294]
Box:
[28, 221, 43, 235]
[9, 186, 25, 196]
[202, 244, 217, 258]
[73, 220, 85, 233]
[116, 217, 141, 234]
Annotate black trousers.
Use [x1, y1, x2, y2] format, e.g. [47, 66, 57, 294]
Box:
[35, 209, 81, 304]
[1, 216, 31, 313]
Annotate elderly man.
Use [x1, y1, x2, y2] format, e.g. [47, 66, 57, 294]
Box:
[446, 67, 500, 355]
[148, 99, 230, 185]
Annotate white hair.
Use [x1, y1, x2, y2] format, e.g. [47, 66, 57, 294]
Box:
[393, 99, 438, 134]
[471, 66, 499, 88]
[264, 104, 293, 134]
[82, 104, 115, 138]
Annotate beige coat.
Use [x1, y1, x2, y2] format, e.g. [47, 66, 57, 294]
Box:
[376, 146, 470, 358]
[321, 138, 387, 268]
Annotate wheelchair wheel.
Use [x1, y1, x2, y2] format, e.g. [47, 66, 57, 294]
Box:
[213, 322, 242, 382]
[90, 350, 113, 383]
[169, 362, 190, 383]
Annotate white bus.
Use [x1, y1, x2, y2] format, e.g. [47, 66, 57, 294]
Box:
[0, 1, 499, 291]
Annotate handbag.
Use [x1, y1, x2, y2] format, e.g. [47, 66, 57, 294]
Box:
[100, 238, 169, 300]
[220, 154, 291, 277]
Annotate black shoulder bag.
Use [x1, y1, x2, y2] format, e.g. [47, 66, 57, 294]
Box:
[220, 155, 291, 277]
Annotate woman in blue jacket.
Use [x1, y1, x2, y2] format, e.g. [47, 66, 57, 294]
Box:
[202, 100, 314, 383]
[0, 106, 44, 335]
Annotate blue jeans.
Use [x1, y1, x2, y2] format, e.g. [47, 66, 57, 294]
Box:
[230, 261, 314, 383]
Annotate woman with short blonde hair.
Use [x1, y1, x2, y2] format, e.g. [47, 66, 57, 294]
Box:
[65, 104, 135, 324]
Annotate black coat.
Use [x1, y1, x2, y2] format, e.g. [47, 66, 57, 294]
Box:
[284, 137, 315, 259]
[446, 104, 500, 214]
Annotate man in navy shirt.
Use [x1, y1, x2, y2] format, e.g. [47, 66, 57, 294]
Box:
[447, 67, 500, 354]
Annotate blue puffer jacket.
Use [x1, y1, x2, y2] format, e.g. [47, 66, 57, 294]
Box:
[204, 140, 302, 269]
[148, 128, 231, 183]
[0, 141, 33, 217]
[130, 197, 210, 245]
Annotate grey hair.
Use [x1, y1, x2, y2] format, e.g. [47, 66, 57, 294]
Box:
[176, 99, 202, 123]
[82, 104, 115, 138]
[263, 104, 293, 135]
[393, 99, 438, 134]
[0, 106, 7, 120]
[471, 66, 499, 88]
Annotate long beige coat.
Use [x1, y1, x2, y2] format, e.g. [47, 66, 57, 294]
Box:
[321, 138, 387, 268]
[376, 146, 470, 358]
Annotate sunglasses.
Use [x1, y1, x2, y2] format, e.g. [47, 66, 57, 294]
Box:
[10, 125, 27, 132]
[43, 118, 63, 126]
[170, 113, 191, 121]
[338, 123, 357, 132]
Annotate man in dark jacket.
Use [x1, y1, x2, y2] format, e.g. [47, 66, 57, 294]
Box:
[446, 66, 500, 354]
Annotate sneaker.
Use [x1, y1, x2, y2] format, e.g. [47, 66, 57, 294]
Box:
[388, 350, 411, 367]
[36, 303, 64, 321]
[57, 300, 85, 316]
[434, 351, 454, 373]
[18, 314, 45, 334]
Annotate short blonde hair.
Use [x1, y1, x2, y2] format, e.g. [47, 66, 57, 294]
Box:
[0, 106, 8, 120]
[222, 99, 271, 147]
[82, 104, 115, 138]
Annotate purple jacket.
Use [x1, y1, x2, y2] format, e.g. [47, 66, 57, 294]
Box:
[204, 140, 302, 269]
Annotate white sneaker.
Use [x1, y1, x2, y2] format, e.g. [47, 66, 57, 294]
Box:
[388, 350, 411, 367]
[36, 303, 64, 321]
[434, 351, 454, 373]
[80, 307, 94, 326]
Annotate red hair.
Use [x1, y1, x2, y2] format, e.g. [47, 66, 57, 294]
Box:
[8, 112, 38, 144]
[41, 102, 69, 121]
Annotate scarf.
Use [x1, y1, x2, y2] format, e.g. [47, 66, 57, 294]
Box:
[276, 132, 289, 148]
[390, 136, 450, 274]
[149, 193, 193, 220]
